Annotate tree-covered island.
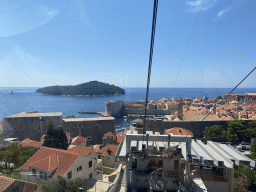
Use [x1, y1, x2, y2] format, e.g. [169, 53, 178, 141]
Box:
[36, 81, 125, 96]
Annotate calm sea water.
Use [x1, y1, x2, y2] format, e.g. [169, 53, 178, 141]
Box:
[1, 87, 256, 129]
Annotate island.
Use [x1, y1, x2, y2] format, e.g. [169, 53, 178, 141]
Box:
[36, 81, 125, 96]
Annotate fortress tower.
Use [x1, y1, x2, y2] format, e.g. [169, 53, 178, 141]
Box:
[177, 96, 183, 120]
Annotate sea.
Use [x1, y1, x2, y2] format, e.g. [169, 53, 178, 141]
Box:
[1, 87, 256, 132]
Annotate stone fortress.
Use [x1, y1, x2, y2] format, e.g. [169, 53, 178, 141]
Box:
[3, 111, 115, 144]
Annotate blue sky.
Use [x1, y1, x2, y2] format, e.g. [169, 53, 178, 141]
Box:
[0, 0, 255, 88]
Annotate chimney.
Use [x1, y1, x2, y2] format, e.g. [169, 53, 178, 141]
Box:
[56, 154, 59, 167]
[107, 146, 111, 155]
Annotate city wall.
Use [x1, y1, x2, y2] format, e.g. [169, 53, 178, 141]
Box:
[3, 114, 62, 141]
[105, 100, 124, 116]
[143, 119, 253, 138]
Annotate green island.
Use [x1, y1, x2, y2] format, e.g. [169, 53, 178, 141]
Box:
[36, 81, 125, 96]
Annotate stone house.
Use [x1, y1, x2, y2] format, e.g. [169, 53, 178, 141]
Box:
[102, 131, 116, 146]
[70, 136, 87, 147]
[97, 144, 119, 168]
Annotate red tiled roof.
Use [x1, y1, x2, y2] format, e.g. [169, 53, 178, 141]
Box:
[0, 176, 16, 192]
[164, 127, 193, 137]
[183, 110, 199, 115]
[17, 140, 43, 148]
[0, 176, 38, 192]
[65, 132, 71, 138]
[71, 136, 87, 145]
[102, 132, 117, 140]
[67, 146, 97, 156]
[97, 144, 119, 156]
[116, 134, 126, 144]
[20, 147, 79, 178]
[28, 153, 58, 172]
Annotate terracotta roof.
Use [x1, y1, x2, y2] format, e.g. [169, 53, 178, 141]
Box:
[116, 134, 126, 144]
[20, 147, 79, 178]
[97, 144, 119, 156]
[0, 176, 38, 192]
[65, 132, 71, 138]
[164, 127, 193, 137]
[173, 117, 181, 121]
[28, 153, 58, 172]
[17, 140, 43, 148]
[183, 110, 199, 115]
[22, 138, 32, 142]
[67, 146, 97, 156]
[71, 136, 87, 145]
[0, 176, 16, 192]
[102, 132, 117, 140]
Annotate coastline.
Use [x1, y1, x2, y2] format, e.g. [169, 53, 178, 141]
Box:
[41, 93, 125, 97]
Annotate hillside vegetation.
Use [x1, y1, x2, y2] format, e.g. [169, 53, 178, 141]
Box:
[36, 81, 125, 96]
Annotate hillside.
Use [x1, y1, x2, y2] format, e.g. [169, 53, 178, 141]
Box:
[36, 81, 125, 96]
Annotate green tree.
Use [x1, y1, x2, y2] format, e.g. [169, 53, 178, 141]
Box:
[250, 139, 256, 156]
[216, 95, 223, 100]
[43, 123, 68, 150]
[247, 120, 256, 138]
[227, 119, 246, 142]
[40, 175, 87, 192]
[0, 143, 39, 168]
[204, 125, 226, 142]
[234, 165, 256, 191]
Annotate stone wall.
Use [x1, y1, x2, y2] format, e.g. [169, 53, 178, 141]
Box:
[3, 115, 62, 141]
[144, 119, 254, 138]
[62, 118, 115, 145]
[105, 100, 124, 116]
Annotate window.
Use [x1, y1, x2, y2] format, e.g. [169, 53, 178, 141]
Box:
[77, 166, 82, 172]
[32, 169, 36, 177]
[68, 171, 72, 179]
[89, 160, 92, 168]
[40, 171, 47, 180]
[89, 173, 93, 178]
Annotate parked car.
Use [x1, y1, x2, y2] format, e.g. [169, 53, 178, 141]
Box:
[220, 142, 228, 145]
[230, 142, 239, 145]
[242, 146, 249, 150]
[241, 142, 251, 145]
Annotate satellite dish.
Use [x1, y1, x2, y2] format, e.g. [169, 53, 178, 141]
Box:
[87, 136, 92, 141]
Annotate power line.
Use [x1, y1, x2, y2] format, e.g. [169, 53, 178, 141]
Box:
[172, 0, 205, 89]
[143, 0, 159, 138]
[180, 66, 256, 144]
[202, 67, 256, 121]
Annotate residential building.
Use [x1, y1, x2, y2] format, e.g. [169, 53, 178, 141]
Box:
[97, 144, 119, 168]
[70, 136, 87, 147]
[20, 147, 102, 182]
[102, 131, 117, 146]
